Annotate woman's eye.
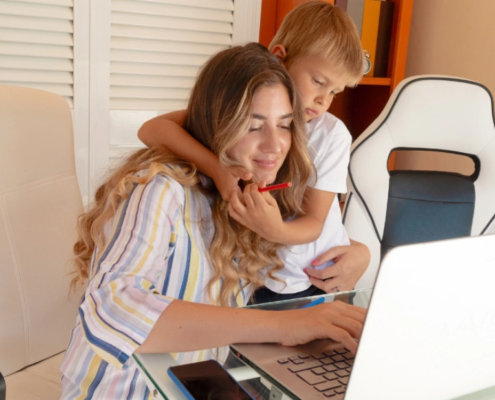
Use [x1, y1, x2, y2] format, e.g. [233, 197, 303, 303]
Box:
[313, 78, 323, 86]
[249, 126, 261, 132]
[280, 125, 291, 130]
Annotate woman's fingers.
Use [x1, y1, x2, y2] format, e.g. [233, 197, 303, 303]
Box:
[242, 184, 257, 210]
[308, 275, 330, 292]
[249, 183, 269, 205]
[310, 275, 352, 293]
[281, 302, 366, 355]
[228, 188, 247, 222]
[325, 325, 359, 354]
[333, 317, 363, 341]
[319, 304, 364, 353]
[305, 266, 353, 292]
[245, 183, 276, 210]
[256, 182, 278, 206]
[262, 191, 278, 207]
[313, 278, 340, 293]
[227, 201, 243, 223]
[311, 246, 343, 266]
[338, 304, 367, 327]
[304, 266, 339, 280]
[311, 243, 370, 292]
[306, 242, 371, 293]
[340, 334, 359, 354]
[324, 303, 365, 350]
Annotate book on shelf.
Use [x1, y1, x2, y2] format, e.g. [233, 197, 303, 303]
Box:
[347, 0, 365, 37]
[346, 0, 396, 78]
[360, 0, 381, 77]
[374, 1, 395, 77]
[335, 0, 348, 11]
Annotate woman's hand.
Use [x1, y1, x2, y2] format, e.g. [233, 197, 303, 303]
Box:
[212, 165, 252, 201]
[279, 301, 366, 354]
[139, 299, 366, 355]
[228, 183, 285, 242]
[304, 240, 371, 293]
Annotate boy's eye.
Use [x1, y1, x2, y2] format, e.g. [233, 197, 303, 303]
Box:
[313, 78, 323, 86]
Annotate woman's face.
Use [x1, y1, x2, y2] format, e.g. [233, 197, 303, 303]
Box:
[228, 84, 292, 184]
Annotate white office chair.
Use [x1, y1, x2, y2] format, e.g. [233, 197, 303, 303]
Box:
[0, 85, 83, 399]
[344, 76, 495, 289]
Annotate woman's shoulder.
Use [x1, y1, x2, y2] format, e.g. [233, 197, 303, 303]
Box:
[133, 168, 210, 211]
[133, 169, 189, 205]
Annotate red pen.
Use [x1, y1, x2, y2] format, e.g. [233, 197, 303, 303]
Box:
[258, 182, 292, 193]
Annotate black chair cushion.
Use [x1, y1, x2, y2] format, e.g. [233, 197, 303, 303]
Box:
[381, 171, 475, 258]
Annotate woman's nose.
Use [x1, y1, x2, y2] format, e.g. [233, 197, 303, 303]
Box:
[260, 126, 282, 153]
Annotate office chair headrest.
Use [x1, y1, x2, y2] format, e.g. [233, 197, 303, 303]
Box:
[349, 75, 495, 239]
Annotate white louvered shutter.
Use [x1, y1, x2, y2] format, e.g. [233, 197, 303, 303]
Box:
[0, 0, 74, 107]
[106, 0, 260, 168]
[110, 0, 233, 111]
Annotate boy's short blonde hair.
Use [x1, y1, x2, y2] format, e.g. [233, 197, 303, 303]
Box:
[269, 1, 364, 86]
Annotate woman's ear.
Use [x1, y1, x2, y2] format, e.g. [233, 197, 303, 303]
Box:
[270, 45, 287, 64]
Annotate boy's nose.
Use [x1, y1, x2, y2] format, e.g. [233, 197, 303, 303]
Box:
[315, 93, 327, 106]
[316, 93, 333, 109]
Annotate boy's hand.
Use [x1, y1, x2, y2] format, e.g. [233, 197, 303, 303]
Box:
[212, 165, 252, 201]
[228, 182, 285, 242]
[304, 240, 370, 293]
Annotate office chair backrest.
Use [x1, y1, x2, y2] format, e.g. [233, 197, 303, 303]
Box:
[344, 76, 495, 289]
[0, 86, 83, 376]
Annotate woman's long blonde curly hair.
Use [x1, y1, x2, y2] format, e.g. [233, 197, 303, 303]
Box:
[71, 43, 314, 306]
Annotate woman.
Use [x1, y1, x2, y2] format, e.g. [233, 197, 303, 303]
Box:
[61, 43, 366, 399]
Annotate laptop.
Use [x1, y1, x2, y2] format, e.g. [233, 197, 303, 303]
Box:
[231, 234, 495, 400]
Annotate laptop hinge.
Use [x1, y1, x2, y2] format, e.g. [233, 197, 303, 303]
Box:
[269, 385, 284, 400]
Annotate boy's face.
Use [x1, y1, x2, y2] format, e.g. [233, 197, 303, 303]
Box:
[286, 55, 349, 123]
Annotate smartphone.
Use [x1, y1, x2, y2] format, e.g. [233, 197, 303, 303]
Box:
[167, 360, 255, 400]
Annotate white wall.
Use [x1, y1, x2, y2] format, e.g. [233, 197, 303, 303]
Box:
[398, 0, 495, 173]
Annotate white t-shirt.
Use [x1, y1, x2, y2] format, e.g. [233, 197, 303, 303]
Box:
[265, 112, 351, 294]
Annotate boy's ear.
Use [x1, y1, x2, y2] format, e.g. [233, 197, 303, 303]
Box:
[270, 45, 287, 63]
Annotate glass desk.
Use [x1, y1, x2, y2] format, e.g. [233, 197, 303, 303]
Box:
[133, 288, 495, 400]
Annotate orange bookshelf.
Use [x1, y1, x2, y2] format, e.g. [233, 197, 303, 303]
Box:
[259, 0, 414, 139]
[360, 77, 392, 86]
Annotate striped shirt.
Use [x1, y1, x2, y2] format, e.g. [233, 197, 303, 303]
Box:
[60, 172, 250, 400]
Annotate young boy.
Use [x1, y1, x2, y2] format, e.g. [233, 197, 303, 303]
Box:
[138, 1, 368, 300]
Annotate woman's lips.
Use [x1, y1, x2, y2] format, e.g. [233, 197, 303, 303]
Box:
[254, 159, 277, 169]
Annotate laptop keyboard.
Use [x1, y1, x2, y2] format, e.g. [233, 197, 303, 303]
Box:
[277, 348, 354, 398]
